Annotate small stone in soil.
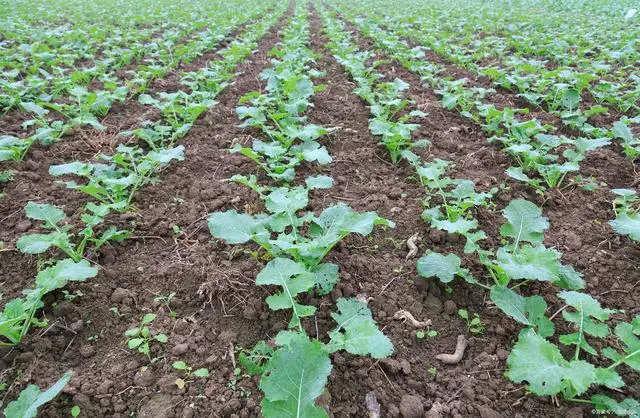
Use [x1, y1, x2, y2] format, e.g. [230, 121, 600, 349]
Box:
[443, 300, 457, 315]
[171, 343, 189, 356]
[399, 395, 425, 418]
[79, 345, 95, 358]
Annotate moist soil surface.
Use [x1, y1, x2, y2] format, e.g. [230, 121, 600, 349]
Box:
[1, 6, 639, 418]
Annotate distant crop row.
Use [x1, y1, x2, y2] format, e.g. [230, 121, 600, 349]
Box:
[0, 0, 275, 190]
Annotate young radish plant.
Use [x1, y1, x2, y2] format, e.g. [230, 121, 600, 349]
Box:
[608, 188, 640, 242]
[16, 202, 130, 262]
[49, 145, 185, 211]
[402, 150, 497, 254]
[209, 175, 395, 418]
[0, 257, 98, 346]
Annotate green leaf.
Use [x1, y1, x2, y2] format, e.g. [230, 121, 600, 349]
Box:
[293, 141, 333, 165]
[561, 88, 581, 109]
[556, 264, 586, 290]
[24, 202, 66, 227]
[609, 213, 640, 241]
[558, 291, 615, 355]
[327, 298, 393, 359]
[315, 204, 394, 238]
[591, 395, 640, 417]
[142, 313, 156, 325]
[489, 286, 530, 325]
[602, 317, 640, 372]
[4, 371, 72, 418]
[256, 258, 316, 328]
[260, 332, 331, 418]
[70, 405, 81, 417]
[49, 161, 93, 177]
[594, 367, 625, 390]
[265, 187, 308, 215]
[430, 217, 478, 235]
[496, 245, 560, 282]
[172, 361, 187, 370]
[506, 329, 597, 397]
[16, 232, 66, 255]
[612, 121, 635, 142]
[147, 146, 185, 164]
[124, 327, 140, 337]
[506, 166, 532, 183]
[193, 368, 209, 378]
[305, 175, 333, 190]
[208, 210, 268, 244]
[311, 263, 339, 295]
[416, 252, 463, 283]
[20, 102, 48, 118]
[128, 338, 144, 349]
[35, 259, 98, 293]
[500, 199, 549, 245]
[489, 286, 554, 337]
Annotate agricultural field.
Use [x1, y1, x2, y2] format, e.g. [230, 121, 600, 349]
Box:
[0, 0, 639, 416]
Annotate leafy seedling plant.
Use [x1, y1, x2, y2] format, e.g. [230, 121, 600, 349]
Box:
[125, 313, 168, 362]
[403, 152, 496, 254]
[3, 371, 72, 418]
[416, 329, 438, 339]
[612, 119, 640, 161]
[0, 257, 98, 346]
[154, 292, 177, 318]
[209, 180, 395, 416]
[49, 145, 184, 211]
[16, 202, 130, 263]
[458, 308, 484, 334]
[172, 361, 209, 389]
[608, 188, 640, 242]
[70, 405, 81, 417]
[209, 176, 395, 310]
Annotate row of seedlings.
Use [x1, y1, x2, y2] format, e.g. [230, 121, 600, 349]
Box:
[208, 3, 394, 416]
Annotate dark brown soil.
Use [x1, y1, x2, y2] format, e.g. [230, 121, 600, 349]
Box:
[0, 5, 639, 418]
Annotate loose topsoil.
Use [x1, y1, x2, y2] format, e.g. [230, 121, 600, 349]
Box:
[0, 5, 638, 418]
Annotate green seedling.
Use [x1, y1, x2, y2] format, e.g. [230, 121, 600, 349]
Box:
[458, 308, 484, 334]
[172, 360, 209, 389]
[124, 313, 167, 361]
[154, 292, 177, 317]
